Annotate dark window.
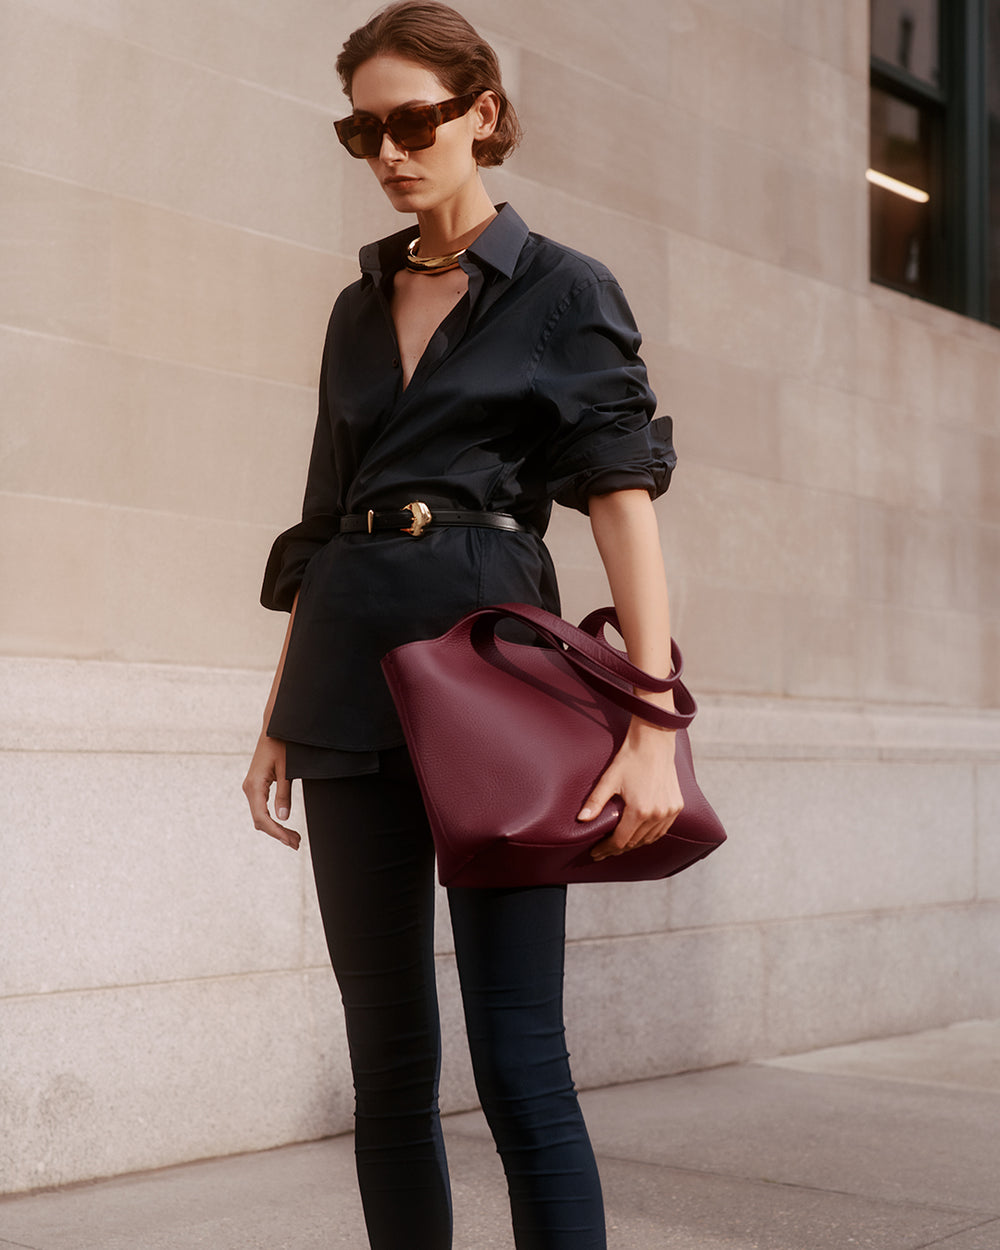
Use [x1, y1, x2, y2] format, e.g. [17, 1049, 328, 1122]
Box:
[870, 0, 1000, 327]
[869, 85, 942, 300]
[871, 0, 941, 83]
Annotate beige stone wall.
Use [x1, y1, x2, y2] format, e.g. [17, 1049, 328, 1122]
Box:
[4, 0, 999, 694]
[3, 0, 999, 1192]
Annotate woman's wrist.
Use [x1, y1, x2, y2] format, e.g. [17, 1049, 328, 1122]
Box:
[625, 715, 677, 747]
[632, 684, 676, 711]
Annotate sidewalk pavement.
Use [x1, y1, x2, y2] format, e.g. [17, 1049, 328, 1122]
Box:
[1, 1020, 997, 1250]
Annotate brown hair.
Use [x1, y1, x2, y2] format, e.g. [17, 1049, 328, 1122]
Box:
[336, 2, 522, 167]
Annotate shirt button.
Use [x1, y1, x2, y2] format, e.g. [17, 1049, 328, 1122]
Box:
[392, 357, 400, 368]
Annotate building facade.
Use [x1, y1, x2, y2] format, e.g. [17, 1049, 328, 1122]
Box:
[2, 0, 999, 1192]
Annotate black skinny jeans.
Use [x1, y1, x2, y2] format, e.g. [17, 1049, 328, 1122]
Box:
[302, 763, 606, 1250]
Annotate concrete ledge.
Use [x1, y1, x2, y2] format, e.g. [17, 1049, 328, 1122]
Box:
[696, 693, 1000, 763]
[563, 902, 1000, 1087]
[5, 656, 1000, 761]
[4, 908, 997, 1195]
[3, 657, 999, 1192]
[0, 969, 353, 1194]
[0, 657, 270, 754]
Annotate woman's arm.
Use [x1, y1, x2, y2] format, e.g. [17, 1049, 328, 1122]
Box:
[580, 489, 684, 860]
[242, 591, 302, 851]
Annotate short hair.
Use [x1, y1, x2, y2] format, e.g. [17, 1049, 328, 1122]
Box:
[336, 2, 522, 167]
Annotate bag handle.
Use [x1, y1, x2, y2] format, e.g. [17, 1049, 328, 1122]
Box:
[465, 603, 696, 732]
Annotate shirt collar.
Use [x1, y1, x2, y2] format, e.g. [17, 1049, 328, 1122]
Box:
[464, 203, 528, 278]
[359, 203, 529, 284]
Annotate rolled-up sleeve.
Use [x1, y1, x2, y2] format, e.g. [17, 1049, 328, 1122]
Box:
[260, 329, 341, 612]
[529, 274, 675, 514]
[260, 514, 339, 611]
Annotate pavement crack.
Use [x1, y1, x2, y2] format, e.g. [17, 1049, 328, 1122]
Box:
[909, 1216, 1000, 1248]
[592, 1149, 998, 1219]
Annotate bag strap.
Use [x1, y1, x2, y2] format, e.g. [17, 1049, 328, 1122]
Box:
[466, 603, 696, 732]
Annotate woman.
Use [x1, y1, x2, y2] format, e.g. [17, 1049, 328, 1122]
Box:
[243, 4, 682, 1246]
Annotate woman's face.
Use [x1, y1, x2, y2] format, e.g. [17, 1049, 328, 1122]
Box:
[348, 54, 495, 215]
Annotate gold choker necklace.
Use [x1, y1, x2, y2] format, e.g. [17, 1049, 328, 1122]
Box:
[404, 237, 466, 274]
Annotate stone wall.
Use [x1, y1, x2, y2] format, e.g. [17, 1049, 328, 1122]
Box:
[3, 0, 999, 1193]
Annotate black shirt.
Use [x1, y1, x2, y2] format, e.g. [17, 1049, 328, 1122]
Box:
[260, 204, 675, 773]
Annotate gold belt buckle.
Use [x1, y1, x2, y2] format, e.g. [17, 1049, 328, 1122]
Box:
[402, 501, 433, 538]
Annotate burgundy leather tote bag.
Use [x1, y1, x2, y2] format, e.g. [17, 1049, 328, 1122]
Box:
[381, 603, 726, 887]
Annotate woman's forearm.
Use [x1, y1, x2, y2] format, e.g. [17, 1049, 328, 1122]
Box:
[588, 489, 675, 713]
[581, 488, 683, 851]
[261, 589, 300, 733]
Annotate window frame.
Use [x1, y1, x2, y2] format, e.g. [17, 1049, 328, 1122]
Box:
[870, 0, 994, 325]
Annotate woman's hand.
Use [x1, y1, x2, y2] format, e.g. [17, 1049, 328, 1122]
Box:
[579, 720, 683, 860]
[242, 732, 301, 851]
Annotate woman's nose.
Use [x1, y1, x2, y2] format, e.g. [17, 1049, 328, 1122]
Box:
[379, 131, 407, 162]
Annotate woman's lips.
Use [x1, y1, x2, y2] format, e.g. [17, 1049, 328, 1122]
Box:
[384, 175, 420, 189]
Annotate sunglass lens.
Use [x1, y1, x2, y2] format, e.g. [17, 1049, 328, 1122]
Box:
[334, 117, 378, 157]
[349, 121, 381, 157]
[389, 106, 436, 151]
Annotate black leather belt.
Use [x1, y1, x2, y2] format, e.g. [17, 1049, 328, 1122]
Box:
[339, 502, 526, 538]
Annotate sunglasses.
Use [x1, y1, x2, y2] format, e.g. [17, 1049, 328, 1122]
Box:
[334, 90, 482, 158]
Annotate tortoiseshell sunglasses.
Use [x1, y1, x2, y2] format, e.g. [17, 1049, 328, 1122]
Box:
[334, 90, 482, 158]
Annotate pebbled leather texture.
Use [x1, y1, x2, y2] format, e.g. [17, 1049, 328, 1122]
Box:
[381, 604, 727, 887]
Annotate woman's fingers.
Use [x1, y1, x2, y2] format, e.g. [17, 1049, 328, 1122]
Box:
[249, 786, 301, 850]
[590, 817, 644, 861]
[242, 745, 301, 851]
[260, 806, 301, 850]
[589, 798, 684, 861]
[577, 775, 617, 823]
[266, 819, 301, 851]
[275, 776, 292, 823]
